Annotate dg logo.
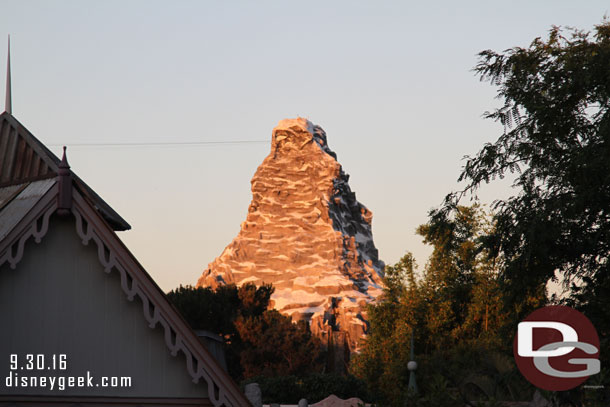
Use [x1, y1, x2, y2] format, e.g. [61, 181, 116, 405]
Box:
[513, 305, 601, 391]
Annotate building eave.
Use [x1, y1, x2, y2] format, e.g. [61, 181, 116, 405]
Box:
[0, 184, 250, 407]
[0, 112, 131, 231]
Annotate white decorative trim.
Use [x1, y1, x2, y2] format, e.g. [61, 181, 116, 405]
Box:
[0, 185, 242, 406]
[0, 202, 55, 270]
[71, 208, 230, 407]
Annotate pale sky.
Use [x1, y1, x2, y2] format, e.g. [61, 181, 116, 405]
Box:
[1, 1, 608, 291]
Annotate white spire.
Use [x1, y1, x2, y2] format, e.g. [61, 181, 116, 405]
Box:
[5, 35, 11, 114]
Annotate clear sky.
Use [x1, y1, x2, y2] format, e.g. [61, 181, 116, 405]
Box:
[1, 1, 608, 291]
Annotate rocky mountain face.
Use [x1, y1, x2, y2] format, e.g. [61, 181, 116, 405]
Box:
[197, 118, 384, 354]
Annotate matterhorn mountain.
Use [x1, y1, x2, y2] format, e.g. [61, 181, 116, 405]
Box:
[197, 118, 384, 354]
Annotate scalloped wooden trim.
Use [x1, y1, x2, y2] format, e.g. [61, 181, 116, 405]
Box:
[0, 185, 244, 406]
[0, 201, 56, 270]
[71, 208, 232, 407]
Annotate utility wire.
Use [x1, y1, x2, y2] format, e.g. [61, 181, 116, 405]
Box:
[48, 140, 268, 147]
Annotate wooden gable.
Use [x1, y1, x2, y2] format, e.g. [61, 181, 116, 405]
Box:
[0, 114, 55, 186]
[0, 112, 131, 231]
[0, 115, 250, 407]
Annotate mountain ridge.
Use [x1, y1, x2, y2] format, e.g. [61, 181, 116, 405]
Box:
[197, 117, 385, 353]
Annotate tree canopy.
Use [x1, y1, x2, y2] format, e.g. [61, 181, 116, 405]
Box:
[351, 206, 543, 405]
[352, 20, 610, 406]
[167, 283, 322, 380]
[439, 22, 610, 322]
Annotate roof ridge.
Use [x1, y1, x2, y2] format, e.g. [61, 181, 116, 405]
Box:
[0, 112, 130, 231]
[0, 113, 58, 186]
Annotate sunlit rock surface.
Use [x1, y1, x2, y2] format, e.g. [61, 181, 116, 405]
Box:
[197, 118, 384, 352]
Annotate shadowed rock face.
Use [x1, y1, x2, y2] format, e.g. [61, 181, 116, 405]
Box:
[197, 118, 384, 352]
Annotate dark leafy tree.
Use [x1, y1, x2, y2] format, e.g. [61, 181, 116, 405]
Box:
[350, 252, 418, 405]
[439, 21, 610, 349]
[167, 283, 274, 378]
[351, 206, 540, 405]
[167, 283, 321, 380]
[167, 284, 242, 336]
[235, 310, 322, 378]
[416, 205, 488, 350]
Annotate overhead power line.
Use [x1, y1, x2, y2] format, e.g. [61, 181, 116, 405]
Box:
[48, 140, 268, 147]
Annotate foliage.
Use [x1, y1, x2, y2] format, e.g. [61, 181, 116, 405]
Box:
[439, 21, 610, 342]
[235, 310, 323, 378]
[581, 366, 610, 406]
[167, 283, 321, 380]
[349, 252, 417, 405]
[415, 205, 513, 351]
[351, 206, 543, 406]
[242, 373, 370, 404]
[352, 20, 610, 407]
[166, 283, 272, 336]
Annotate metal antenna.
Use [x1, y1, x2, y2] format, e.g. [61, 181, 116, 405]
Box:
[5, 35, 11, 114]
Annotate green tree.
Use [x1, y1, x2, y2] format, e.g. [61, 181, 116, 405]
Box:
[351, 206, 537, 405]
[167, 283, 274, 378]
[416, 205, 487, 350]
[440, 21, 610, 353]
[235, 310, 322, 378]
[166, 283, 274, 338]
[167, 283, 322, 380]
[166, 284, 242, 336]
[350, 252, 418, 405]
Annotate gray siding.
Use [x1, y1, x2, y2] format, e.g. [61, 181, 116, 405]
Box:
[0, 216, 208, 398]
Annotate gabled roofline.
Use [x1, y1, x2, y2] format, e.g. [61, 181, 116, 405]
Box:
[0, 181, 57, 268]
[0, 184, 250, 407]
[0, 112, 131, 231]
[0, 112, 60, 172]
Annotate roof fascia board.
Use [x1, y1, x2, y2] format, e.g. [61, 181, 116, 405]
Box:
[0, 184, 250, 407]
[0, 112, 60, 173]
[71, 190, 250, 407]
[0, 182, 57, 268]
[0, 112, 130, 231]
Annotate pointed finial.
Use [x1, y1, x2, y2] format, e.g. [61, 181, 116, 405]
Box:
[57, 146, 72, 216]
[59, 146, 70, 170]
[5, 35, 11, 114]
